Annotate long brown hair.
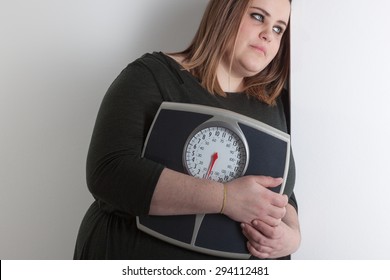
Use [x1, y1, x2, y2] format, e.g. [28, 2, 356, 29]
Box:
[173, 0, 291, 106]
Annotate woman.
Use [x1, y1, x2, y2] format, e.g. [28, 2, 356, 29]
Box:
[74, 0, 300, 259]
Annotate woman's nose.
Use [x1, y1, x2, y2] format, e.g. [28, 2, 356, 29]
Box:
[259, 28, 272, 42]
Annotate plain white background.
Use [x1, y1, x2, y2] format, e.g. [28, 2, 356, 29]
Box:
[1, 0, 390, 260]
[291, 0, 390, 259]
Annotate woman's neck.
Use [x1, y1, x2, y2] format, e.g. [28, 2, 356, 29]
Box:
[216, 61, 244, 93]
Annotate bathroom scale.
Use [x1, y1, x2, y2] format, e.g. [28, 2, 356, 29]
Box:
[137, 102, 290, 259]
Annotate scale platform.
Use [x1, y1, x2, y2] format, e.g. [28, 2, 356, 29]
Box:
[137, 102, 290, 259]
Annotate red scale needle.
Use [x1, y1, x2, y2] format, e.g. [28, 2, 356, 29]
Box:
[206, 152, 218, 179]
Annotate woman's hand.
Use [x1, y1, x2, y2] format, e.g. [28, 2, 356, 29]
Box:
[241, 204, 301, 259]
[222, 176, 288, 225]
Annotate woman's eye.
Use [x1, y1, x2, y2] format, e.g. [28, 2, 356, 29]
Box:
[251, 13, 264, 22]
[273, 26, 283, 35]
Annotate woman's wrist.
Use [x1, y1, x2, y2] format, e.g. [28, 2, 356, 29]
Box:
[219, 184, 227, 214]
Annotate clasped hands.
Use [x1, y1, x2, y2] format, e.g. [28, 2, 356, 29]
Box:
[223, 176, 300, 259]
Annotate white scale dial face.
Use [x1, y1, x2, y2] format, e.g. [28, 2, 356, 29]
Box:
[183, 124, 249, 182]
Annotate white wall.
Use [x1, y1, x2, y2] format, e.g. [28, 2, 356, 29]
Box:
[2, 0, 390, 260]
[0, 0, 208, 259]
[291, 0, 390, 259]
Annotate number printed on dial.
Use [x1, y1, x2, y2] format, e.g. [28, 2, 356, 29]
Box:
[184, 125, 248, 183]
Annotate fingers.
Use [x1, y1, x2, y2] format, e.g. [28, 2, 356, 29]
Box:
[254, 176, 288, 226]
[247, 241, 272, 259]
[254, 176, 288, 207]
[251, 176, 288, 223]
[273, 194, 288, 208]
[254, 176, 283, 188]
[251, 220, 282, 239]
[242, 221, 281, 242]
[241, 223, 274, 259]
[241, 221, 283, 259]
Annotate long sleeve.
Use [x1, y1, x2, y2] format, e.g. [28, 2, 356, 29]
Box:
[86, 60, 165, 216]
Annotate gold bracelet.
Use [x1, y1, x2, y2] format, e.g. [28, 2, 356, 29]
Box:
[220, 184, 227, 214]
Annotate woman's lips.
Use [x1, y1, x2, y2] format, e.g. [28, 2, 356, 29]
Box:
[251, 45, 266, 55]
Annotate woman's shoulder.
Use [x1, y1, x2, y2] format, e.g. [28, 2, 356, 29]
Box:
[131, 52, 174, 68]
[112, 52, 169, 80]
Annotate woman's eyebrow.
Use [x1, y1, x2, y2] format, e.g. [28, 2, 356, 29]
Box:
[250, 6, 288, 27]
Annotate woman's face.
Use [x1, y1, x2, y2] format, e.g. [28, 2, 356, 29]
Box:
[228, 0, 291, 79]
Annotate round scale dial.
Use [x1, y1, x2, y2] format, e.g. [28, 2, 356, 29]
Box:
[183, 121, 249, 182]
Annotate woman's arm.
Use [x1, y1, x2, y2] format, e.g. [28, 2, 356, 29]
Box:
[149, 168, 288, 225]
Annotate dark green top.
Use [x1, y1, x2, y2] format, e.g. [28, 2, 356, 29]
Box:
[74, 52, 296, 259]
